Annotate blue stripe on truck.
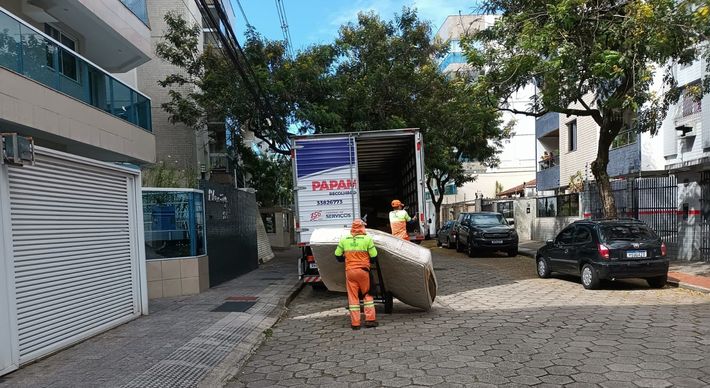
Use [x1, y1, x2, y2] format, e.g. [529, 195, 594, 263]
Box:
[296, 138, 354, 178]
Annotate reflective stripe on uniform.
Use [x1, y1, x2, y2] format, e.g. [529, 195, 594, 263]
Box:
[348, 305, 360, 311]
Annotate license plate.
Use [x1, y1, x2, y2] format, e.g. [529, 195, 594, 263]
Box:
[626, 250, 647, 258]
[492, 240, 503, 244]
[309, 263, 318, 269]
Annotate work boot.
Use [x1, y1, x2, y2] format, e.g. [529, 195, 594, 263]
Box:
[351, 325, 361, 330]
[364, 321, 379, 328]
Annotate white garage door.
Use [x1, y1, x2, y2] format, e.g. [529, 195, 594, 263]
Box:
[6, 148, 143, 363]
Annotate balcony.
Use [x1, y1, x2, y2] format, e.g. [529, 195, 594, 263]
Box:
[0, 8, 151, 132]
[438, 52, 467, 72]
[535, 112, 560, 138]
[537, 164, 560, 191]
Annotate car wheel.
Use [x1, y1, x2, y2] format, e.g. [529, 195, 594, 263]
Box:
[646, 275, 667, 289]
[466, 241, 475, 257]
[581, 264, 600, 290]
[507, 248, 518, 257]
[445, 238, 451, 249]
[536, 256, 551, 278]
[436, 239, 442, 247]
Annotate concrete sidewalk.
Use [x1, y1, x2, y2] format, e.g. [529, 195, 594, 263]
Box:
[518, 240, 710, 293]
[0, 248, 303, 388]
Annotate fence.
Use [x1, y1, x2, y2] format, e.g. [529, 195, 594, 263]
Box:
[584, 176, 679, 255]
[701, 172, 710, 262]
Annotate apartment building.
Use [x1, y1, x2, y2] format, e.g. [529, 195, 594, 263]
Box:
[137, 0, 235, 183]
[0, 0, 155, 375]
[661, 57, 710, 261]
[435, 15, 536, 202]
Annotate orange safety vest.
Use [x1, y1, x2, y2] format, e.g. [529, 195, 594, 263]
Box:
[389, 210, 412, 240]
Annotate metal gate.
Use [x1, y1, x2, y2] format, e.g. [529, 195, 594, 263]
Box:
[1, 147, 144, 366]
[585, 176, 679, 253]
[701, 171, 710, 262]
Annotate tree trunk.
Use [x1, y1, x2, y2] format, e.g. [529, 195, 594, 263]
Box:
[590, 117, 623, 219]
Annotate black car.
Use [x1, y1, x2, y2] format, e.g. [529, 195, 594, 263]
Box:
[454, 212, 519, 257]
[536, 219, 669, 290]
[436, 220, 457, 248]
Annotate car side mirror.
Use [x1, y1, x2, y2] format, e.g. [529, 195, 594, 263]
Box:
[546, 239, 554, 245]
[508, 219, 515, 226]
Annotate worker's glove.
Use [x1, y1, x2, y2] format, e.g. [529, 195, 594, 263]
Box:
[335, 255, 345, 263]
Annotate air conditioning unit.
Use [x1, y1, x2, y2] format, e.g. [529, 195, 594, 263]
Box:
[676, 121, 700, 138]
[1, 133, 35, 166]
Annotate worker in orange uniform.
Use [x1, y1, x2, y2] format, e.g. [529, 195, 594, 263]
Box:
[389, 199, 412, 240]
[334, 219, 379, 330]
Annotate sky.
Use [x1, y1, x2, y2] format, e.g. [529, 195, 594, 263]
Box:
[230, 0, 481, 51]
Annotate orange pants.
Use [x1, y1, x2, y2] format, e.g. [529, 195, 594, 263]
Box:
[346, 268, 376, 327]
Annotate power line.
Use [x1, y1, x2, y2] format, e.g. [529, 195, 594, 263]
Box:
[274, 0, 294, 58]
[235, 0, 252, 28]
[196, 0, 289, 150]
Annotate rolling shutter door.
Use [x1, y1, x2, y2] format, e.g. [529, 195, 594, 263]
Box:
[7, 152, 140, 363]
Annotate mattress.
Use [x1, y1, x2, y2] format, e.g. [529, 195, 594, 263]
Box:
[309, 228, 437, 311]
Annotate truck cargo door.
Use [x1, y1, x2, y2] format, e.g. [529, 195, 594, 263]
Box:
[415, 131, 428, 238]
[293, 137, 360, 244]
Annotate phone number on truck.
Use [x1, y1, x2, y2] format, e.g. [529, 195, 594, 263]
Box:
[317, 199, 344, 206]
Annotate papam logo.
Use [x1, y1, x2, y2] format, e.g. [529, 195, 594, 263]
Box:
[310, 211, 322, 221]
[312, 179, 357, 191]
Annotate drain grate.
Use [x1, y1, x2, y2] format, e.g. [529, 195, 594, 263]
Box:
[212, 301, 256, 312]
[225, 295, 258, 302]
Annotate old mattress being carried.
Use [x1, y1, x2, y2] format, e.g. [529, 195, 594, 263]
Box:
[309, 228, 437, 311]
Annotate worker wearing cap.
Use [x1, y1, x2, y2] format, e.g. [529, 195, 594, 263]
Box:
[334, 219, 379, 330]
[389, 199, 412, 240]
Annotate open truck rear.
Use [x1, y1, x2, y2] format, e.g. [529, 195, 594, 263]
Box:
[292, 129, 428, 284]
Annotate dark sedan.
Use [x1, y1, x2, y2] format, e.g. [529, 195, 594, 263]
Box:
[536, 219, 669, 290]
[436, 220, 457, 248]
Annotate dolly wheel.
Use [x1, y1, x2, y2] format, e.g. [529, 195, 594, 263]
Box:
[384, 292, 394, 314]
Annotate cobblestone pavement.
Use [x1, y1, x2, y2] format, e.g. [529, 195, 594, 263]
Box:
[228, 246, 710, 388]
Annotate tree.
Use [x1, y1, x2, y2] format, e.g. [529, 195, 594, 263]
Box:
[155, 12, 337, 155]
[465, 0, 710, 218]
[325, 9, 509, 230]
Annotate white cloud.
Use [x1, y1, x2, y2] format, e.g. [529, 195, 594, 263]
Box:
[307, 0, 481, 46]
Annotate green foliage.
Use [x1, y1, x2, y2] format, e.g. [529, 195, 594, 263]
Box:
[322, 9, 509, 224]
[142, 161, 198, 188]
[465, 0, 710, 217]
[240, 147, 293, 207]
[156, 12, 337, 153]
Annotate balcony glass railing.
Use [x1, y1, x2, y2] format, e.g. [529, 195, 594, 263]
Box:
[0, 8, 152, 132]
[120, 0, 149, 26]
[438, 52, 467, 72]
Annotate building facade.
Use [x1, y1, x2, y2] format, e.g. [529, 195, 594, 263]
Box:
[661, 57, 710, 262]
[435, 15, 536, 203]
[0, 0, 155, 375]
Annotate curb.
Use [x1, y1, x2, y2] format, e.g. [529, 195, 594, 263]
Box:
[666, 279, 710, 294]
[519, 247, 710, 294]
[198, 279, 305, 388]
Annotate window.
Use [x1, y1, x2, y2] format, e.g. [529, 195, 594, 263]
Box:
[567, 120, 577, 151]
[556, 227, 575, 244]
[611, 129, 637, 149]
[574, 226, 592, 244]
[600, 224, 657, 242]
[496, 201, 514, 219]
[44, 24, 79, 81]
[537, 194, 579, 217]
[470, 213, 507, 226]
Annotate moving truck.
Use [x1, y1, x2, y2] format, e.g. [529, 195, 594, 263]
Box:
[291, 129, 428, 284]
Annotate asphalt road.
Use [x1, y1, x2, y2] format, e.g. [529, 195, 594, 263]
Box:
[228, 245, 710, 388]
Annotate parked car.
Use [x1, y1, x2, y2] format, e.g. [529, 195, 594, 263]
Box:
[535, 219, 669, 290]
[436, 220, 457, 248]
[454, 212, 519, 257]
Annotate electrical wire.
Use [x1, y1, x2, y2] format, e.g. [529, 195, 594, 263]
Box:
[195, 0, 289, 150]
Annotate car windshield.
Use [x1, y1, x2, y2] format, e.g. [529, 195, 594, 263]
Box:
[470, 214, 507, 226]
[600, 224, 657, 241]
